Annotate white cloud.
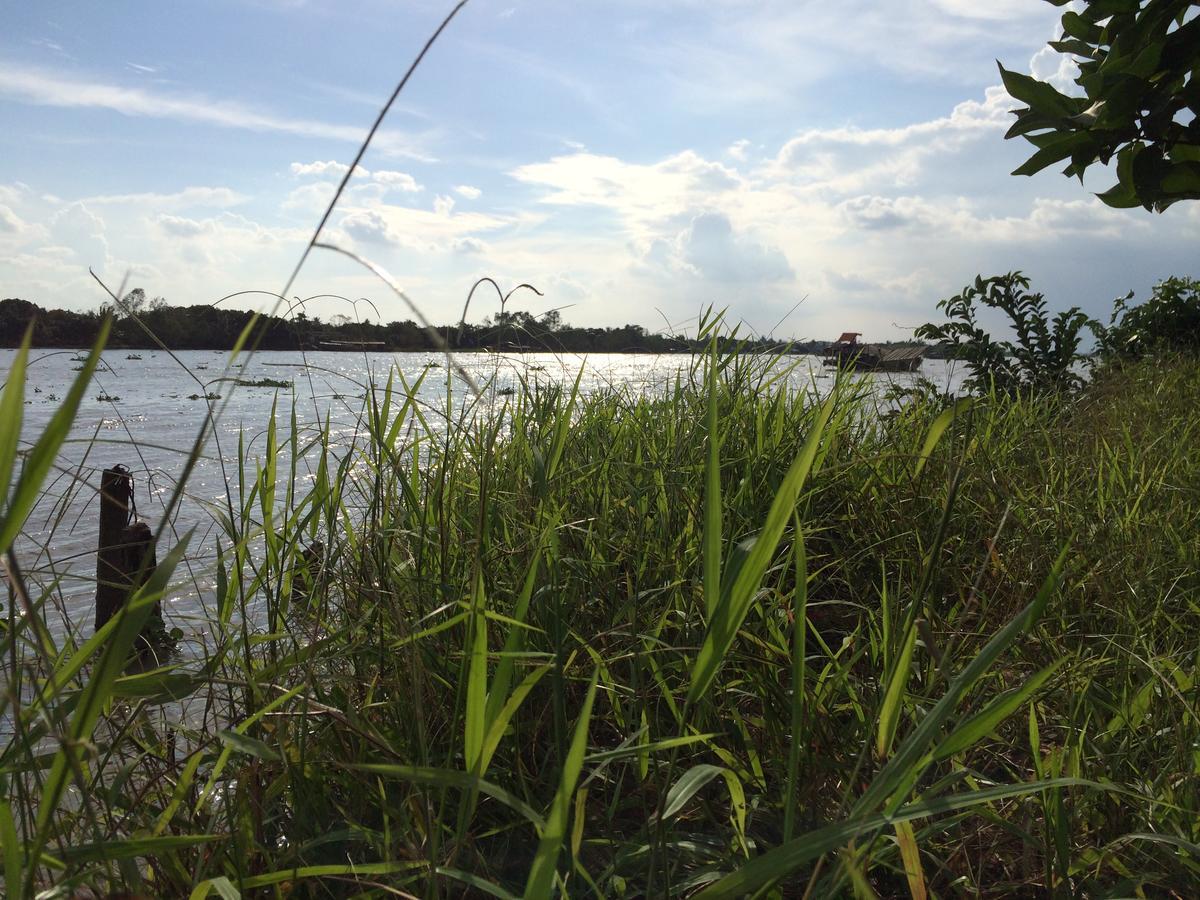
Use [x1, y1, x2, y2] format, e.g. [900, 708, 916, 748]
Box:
[452, 236, 487, 254]
[679, 211, 792, 283]
[454, 184, 482, 200]
[291, 160, 370, 179]
[727, 139, 751, 162]
[433, 195, 455, 216]
[341, 209, 398, 245]
[49, 202, 109, 268]
[0, 62, 428, 158]
[84, 186, 246, 209]
[156, 214, 214, 238]
[0, 204, 25, 233]
[374, 170, 422, 192]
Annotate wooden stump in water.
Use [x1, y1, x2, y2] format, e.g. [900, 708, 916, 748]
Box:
[94, 467, 166, 657]
[95, 466, 133, 630]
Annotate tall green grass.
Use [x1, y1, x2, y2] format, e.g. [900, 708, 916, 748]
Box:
[1, 327, 1198, 897]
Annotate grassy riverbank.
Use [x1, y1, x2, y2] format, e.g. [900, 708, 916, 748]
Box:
[2, 338, 1198, 897]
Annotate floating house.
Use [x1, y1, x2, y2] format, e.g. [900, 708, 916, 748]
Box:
[822, 332, 925, 372]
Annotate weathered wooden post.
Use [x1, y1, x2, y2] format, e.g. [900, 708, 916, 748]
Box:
[95, 466, 165, 653]
[95, 466, 133, 630]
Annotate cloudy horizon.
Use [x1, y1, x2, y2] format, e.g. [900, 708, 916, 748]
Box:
[2, 0, 1197, 342]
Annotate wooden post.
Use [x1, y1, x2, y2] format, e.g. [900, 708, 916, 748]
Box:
[95, 467, 164, 651]
[119, 519, 164, 647]
[95, 466, 132, 630]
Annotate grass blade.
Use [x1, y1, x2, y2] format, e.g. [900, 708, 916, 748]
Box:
[525, 669, 599, 899]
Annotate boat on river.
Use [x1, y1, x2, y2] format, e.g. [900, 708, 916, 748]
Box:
[822, 332, 924, 372]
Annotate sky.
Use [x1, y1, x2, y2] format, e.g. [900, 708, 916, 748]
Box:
[2, 0, 1197, 342]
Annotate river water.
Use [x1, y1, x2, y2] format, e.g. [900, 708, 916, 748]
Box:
[1, 348, 964, 649]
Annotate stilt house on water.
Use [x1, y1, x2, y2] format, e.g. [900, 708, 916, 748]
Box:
[822, 332, 925, 372]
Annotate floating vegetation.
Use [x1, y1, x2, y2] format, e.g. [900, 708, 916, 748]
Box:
[187, 392, 221, 400]
[496, 386, 516, 396]
[125, 353, 142, 360]
[195, 364, 208, 370]
[231, 377, 292, 388]
[423, 361, 442, 368]
[95, 393, 120, 402]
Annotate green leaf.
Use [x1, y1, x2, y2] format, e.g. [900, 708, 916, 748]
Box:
[998, 63, 1080, 119]
[1012, 132, 1093, 177]
[218, 729, 281, 762]
[660, 764, 727, 822]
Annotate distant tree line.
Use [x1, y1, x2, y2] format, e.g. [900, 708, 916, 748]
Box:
[0, 293, 939, 356]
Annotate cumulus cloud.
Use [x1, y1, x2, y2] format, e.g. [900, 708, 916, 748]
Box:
[679, 212, 793, 283]
[837, 195, 939, 232]
[156, 214, 214, 238]
[454, 184, 482, 200]
[0, 204, 25, 233]
[511, 150, 744, 238]
[291, 160, 369, 179]
[452, 236, 487, 254]
[433, 195, 455, 216]
[374, 170, 422, 192]
[341, 209, 399, 245]
[49, 202, 109, 267]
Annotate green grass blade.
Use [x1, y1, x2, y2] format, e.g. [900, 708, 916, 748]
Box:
[660, 763, 726, 822]
[525, 669, 599, 899]
[0, 325, 31, 505]
[695, 777, 1109, 898]
[931, 658, 1067, 762]
[27, 527, 189, 893]
[0, 318, 110, 553]
[703, 340, 722, 618]
[465, 569, 489, 770]
[688, 394, 836, 707]
[349, 764, 545, 828]
[853, 545, 1069, 819]
[188, 876, 241, 900]
[914, 398, 972, 478]
[437, 866, 521, 900]
[876, 623, 918, 760]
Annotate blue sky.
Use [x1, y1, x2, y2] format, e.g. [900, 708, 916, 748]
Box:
[2, 0, 1197, 340]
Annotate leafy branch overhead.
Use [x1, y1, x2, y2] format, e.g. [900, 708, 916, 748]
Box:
[1000, 0, 1200, 212]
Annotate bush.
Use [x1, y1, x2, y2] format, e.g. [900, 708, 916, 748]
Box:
[915, 272, 1098, 396]
[1098, 276, 1200, 359]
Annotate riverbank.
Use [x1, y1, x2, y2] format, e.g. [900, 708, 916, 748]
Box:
[3, 344, 1197, 896]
